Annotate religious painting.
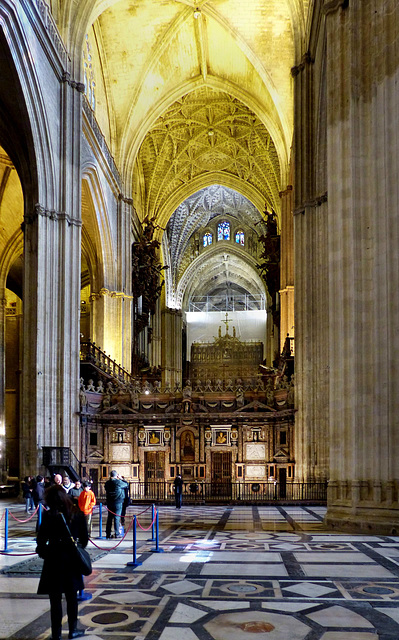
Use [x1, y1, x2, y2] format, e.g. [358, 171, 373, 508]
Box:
[181, 430, 195, 461]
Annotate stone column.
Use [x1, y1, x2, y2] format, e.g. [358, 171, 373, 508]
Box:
[0, 296, 6, 479]
[20, 71, 83, 477]
[323, 0, 399, 533]
[292, 31, 330, 483]
[162, 307, 182, 388]
[117, 195, 133, 371]
[279, 183, 294, 353]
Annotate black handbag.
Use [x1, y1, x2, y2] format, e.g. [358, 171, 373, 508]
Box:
[61, 514, 92, 576]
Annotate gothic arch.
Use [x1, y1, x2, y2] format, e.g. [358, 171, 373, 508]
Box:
[81, 166, 116, 289]
[156, 173, 266, 234]
[0, 2, 59, 212]
[174, 244, 266, 311]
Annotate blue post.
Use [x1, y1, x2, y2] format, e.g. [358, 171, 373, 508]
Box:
[3, 508, 9, 552]
[147, 504, 156, 541]
[97, 503, 105, 539]
[150, 509, 164, 553]
[127, 515, 142, 567]
[38, 503, 42, 529]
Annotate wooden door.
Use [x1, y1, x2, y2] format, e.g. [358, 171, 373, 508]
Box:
[211, 451, 232, 498]
[145, 451, 165, 481]
[279, 467, 287, 499]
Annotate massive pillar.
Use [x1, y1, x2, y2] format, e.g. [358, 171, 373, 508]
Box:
[19, 26, 83, 476]
[324, 0, 399, 533]
[296, 0, 399, 531]
[293, 21, 330, 484]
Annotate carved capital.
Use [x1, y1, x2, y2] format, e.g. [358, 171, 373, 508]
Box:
[323, 0, 349, 16]
[118, 193, 134, 206]
[24, 204, 82, 227]
[279, 185, 293, 198]
[294, 192, 328, 216]
[291, 51, 314, 77]
[61, 72, 85, 93]
[91, 288, 133, 301]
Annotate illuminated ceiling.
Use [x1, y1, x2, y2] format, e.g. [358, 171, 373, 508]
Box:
[57, 0, 308, 207]
[55, 0, 308, 305]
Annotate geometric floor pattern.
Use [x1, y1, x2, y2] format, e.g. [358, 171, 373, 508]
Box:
[1, 501, 399, 638]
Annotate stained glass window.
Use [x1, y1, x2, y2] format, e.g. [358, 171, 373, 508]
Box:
[218, 221, 230, 241]
[203, 232, 213, 246]
[235, 230, 245, 245]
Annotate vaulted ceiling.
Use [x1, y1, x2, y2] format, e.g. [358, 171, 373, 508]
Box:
[57, 0, 309, 202]
[55, 0, 307, 306]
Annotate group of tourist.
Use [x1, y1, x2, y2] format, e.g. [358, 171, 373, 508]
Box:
[20, 473, 97, 640]
[21, 474, 96, 536]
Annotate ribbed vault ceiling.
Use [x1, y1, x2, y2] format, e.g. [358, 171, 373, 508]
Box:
[137, 88, 280, 226]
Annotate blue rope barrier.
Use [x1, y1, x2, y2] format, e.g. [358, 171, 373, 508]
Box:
[127, 515, 142, 567]
[150, 509, 164, 553]
[147, 504, 156, 541]
[97, 503, 105, 539]
[3, 508, 9, 553]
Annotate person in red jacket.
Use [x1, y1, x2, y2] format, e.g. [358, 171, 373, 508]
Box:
[78, 481, 96, 537]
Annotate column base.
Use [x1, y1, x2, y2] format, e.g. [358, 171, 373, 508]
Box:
[325, 505, 399, 536]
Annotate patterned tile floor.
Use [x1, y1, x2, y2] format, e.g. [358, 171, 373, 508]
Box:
[1, 501, 399, 639]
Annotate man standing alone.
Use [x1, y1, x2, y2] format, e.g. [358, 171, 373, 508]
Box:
[104, 471, 129, 539]
[174, 473, 183, 509]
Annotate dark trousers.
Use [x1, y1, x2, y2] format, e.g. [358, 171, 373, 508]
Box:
[175, 492, 182, 508]
[106, 502, 122, 537]
[49, 589, 78, 638]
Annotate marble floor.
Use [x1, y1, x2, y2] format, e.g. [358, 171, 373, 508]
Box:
[1, 500, 399, 639]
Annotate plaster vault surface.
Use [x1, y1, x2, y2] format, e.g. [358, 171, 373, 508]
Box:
[60, 0, 309, 225]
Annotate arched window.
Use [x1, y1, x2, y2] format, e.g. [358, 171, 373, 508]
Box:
[203, 232, 213, 247]
[218, 221, 230, 241]
[235, 230, 245, 245]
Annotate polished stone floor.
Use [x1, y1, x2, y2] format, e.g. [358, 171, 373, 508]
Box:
[1, 501, 399, 639]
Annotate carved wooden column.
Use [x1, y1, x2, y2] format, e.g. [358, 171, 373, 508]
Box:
[161, 307, 182, 388]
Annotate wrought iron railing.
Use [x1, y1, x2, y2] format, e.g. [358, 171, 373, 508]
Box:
[42, 446, 81, 479]
[95, 481, 327, 504]
[80, 341, 132, 384]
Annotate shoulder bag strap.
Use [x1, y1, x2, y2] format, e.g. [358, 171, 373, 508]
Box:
[60, 512, 77, 545]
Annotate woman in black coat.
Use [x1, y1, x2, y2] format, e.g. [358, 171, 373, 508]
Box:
[36, 485, 88, 640]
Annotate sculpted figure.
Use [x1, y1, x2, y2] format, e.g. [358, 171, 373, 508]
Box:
[86, 379, 95, 392]
[96, 380, 104, 393]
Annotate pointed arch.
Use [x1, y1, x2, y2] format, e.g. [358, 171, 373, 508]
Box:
[81, 165, 116, 289]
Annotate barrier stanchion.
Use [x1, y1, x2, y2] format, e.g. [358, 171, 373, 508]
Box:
[78, 588, 93, 602]
[3, 509, 9, 553]
[97, 503, 105, 539]
[147, 504, 156, 542]
[38, 503, 42, 529]
[150, 509, 164, 553]
[127, 516, 142, 567]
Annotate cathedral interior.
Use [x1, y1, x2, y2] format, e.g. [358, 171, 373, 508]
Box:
[2, 1, 399, 639]
[1, 0, 399, 536]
